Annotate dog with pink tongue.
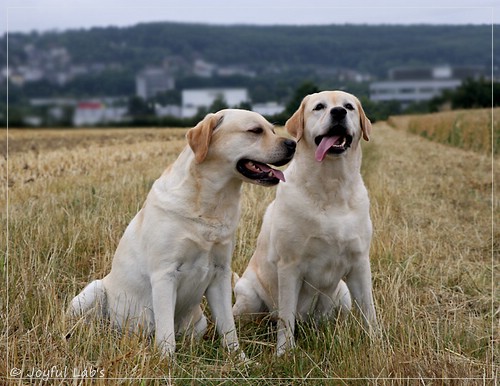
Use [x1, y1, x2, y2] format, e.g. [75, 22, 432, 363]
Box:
[233, 91, 378, 356]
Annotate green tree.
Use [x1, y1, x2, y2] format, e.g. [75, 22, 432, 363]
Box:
[451, 78, 499, 109]
[428, 78, 500, 111]
[235, 101, 252, 111]
[128, 96, 154, 117]
[359, 97, 401, 123]
[208, 95, 229, 113]
[285, 81, 320, 116]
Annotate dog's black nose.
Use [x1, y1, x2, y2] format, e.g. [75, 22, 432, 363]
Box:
[283, 139, 296, 156]
[330, 107, 347, 121]
[284, 139, 296, 150]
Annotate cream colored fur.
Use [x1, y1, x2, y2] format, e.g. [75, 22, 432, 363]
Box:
[67, 109, 295, 358]
[233, 91, 378, 356]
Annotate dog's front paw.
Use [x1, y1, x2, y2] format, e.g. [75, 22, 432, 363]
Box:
[237, 350, 247, 362]
[276, 342, 296, 357]
[276, 334, 296, 357]
[232, 350, 262, 368]
[368, 323, 383, 341]
[157, 339, 176, 360]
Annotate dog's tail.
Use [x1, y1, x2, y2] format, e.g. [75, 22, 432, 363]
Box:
[66, 279, 107, 319]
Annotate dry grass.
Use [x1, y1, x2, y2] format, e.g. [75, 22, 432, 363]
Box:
[387, 108, 500, 155]
[1, 118, 498, 384]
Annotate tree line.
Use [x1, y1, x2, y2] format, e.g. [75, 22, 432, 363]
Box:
[4, 23, 494, 78]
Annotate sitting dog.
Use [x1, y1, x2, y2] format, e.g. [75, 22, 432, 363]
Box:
[233, 91, 378, 356]
[67, 109, 296, 357]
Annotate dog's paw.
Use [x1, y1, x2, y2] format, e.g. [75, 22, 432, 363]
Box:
[276, 339, 296, 357]
[368, 323, 383, 341]
[232, 350, 261, 367]
[157, 340, 176, 360]
[235, 350, 249, 364]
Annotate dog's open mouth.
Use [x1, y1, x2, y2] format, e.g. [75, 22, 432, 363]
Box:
[314, 126, 353, 162]
[236, 159, 286, 185]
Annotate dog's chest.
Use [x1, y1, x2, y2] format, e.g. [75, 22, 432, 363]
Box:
[185, 202, 241, 243]
[295, 217, 362, 289]
[198, 219, 235, 243]
[277, 204, 369, 266]
[300, 229, 353, 271]
[173, 240, 231, 308]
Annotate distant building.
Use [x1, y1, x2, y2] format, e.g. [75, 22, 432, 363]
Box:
[217, 65, 256, 78]
[370, 65, 486, 108]
[155, 104, 182, 118]
[192, 59, 256, 78]
[136, 68, 175, 100]
[30, 97, 77, 107]
[193, 60, 217, 78]
[253, 102, 285, 117]
[182, 88, 249, 118]
[23, 116, 43, 127]
[73, 101, 127, 126]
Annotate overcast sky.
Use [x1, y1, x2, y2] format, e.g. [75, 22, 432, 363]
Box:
[1, 0, 498, 35]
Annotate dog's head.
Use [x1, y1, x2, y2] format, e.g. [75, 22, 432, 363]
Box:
[285, 91, 372, 162]
[187, 109, 296, 186]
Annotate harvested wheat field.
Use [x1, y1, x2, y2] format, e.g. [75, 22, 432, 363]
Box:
[1, 113, 498, 384]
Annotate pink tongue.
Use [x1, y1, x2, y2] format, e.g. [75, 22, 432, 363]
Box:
[315, 136, 341, 162]
[258, 163, 286, 182]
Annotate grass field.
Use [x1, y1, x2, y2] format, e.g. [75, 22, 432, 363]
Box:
[2, 109, 498, 384]
[388, 108, 500, 155]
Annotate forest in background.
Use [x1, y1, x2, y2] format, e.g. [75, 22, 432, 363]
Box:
[2, 22, 498, 127]
[4, 23, 496, 96]
[4, 23, 495, 76]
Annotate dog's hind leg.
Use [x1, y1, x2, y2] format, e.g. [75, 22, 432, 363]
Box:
[314, 279, 352, 322]
[67, 279, 107, 319]
[332, 279, 352, 319]
[178, 305, 208, 340]
[232, 275, 266, 320]
[193, 312, 208, 339]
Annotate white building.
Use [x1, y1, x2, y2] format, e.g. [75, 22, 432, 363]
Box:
[155, 104, 182, 118]
[136, 68, 175, 100]
[252, 102, 285, 117]
[181, 88, 249, 118]
[73, 101, 128, 126]
[370, 79, 461, 106]
[370, 65, 485, 108]
[193, 60, 217, 78]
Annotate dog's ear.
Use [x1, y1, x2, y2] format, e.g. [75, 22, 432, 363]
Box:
[186, 113, 222, 163]
[285, 96, 308, 141]
[356, 99, 373, 141]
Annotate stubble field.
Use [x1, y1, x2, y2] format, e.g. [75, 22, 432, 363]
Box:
[1, 109, 498, 384]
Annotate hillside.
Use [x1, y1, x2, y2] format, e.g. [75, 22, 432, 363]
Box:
[5, 23, 494, 77]
[3, 23, 495, 105]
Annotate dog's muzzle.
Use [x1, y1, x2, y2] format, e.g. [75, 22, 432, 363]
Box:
[314, 125, 353, 162]
[236, 139, 296, 186]
[313, 107, 353, 161]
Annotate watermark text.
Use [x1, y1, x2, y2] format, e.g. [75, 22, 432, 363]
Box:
[10, 366, 105, 381]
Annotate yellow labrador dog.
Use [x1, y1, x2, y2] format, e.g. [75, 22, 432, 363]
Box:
[233, 91, 377, 356]
[67, 109, 296, 358]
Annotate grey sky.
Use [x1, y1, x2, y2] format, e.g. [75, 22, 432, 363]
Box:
[1, 0, 498, 35]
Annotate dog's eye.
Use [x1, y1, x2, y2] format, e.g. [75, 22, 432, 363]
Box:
[345, 103, 354, 111]
[313, 103, 325, 111]
[248, 127, 263, 134]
